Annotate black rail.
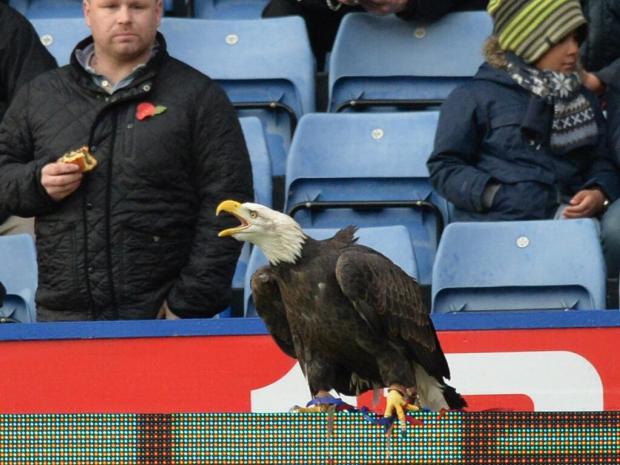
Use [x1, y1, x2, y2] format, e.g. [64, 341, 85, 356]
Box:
[335, 98, 444, 113]
[233, 101, 298, 135]
[287, 200, 445, 240]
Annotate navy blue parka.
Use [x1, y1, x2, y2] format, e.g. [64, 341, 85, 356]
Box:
[427, 60, 620, 222]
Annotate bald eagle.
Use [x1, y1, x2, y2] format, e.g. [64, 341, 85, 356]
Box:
[217, 200, 466, 423]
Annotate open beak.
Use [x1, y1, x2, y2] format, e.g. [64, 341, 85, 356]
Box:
[216, 200, 249, 237]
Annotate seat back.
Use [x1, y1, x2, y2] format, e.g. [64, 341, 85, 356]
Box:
[232, 117, 273, 290]
[432, 219, 606, 312]
[0, 234, 37, 323]
[193, 0, 268, 19]
[11, 0, 82, 18]
[244, 225, 419, 316]
[285, 111, 445, 284]
[239, 116, 273, 208]
[328, 12, 491, 112]
[160, 17, 315, 176]
[13, 0, 174, 18]
[30, 17, 90, 65]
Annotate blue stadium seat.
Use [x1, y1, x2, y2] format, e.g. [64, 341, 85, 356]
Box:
[160, 17, 315, 177]
[285, 111, 446, 285]
[244, 225, 419, 316]
[0, 234, 37, 323]
[232, 117, 273, 291]
[11, 0, 82, 19]
[30, 17, 89, 65]
[431, 219, 607, 313]
[193, 0, 268, 19]
[239, 117, 273, 208]
[328, 11, 491, 112]
[12, 0, 174, 18]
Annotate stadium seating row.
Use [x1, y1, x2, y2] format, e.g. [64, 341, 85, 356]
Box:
[10, 0, 269, 19]
[0, 114, 611, 320]
[0, 216, 608, 323]
[1, 112, 610, 320]
[241, 111, 608, 315]
[242, 219, 606, 316]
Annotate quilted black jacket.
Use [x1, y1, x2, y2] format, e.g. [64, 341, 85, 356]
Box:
[0, 34, 253, 319]
[0, 3, 57, 224]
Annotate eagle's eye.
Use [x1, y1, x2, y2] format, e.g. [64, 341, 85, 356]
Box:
[249, 210, 258, 219]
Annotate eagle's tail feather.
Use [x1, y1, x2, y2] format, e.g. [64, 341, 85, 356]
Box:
[442, 382, 467, 410]
[414, 363, 467, 411]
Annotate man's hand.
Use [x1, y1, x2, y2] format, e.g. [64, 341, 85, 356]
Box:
[563, 189, 607, 218]
[156, 300, 180, 320]
[339, 0, 409, 15]
[41, 162, 83, 201]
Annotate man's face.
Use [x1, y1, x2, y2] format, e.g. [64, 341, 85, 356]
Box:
[83, 0, 162, 62]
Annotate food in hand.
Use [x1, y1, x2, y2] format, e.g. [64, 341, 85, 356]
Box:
[58, 146, 97, 172]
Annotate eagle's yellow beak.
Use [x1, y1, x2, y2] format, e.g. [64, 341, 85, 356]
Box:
[216, 200, 247, 237]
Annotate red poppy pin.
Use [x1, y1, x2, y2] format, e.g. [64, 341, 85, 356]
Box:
[136, 102, 167, 121]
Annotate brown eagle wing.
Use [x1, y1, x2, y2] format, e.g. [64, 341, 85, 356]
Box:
[335, 249, 451, 380]
[251, 266, 297, 359]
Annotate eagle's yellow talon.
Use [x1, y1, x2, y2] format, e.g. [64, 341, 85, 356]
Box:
[385, 389, 415, 429]
[384, 389, 408, 429]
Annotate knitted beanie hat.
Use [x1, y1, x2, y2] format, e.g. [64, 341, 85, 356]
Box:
[487, 0, 587, 64]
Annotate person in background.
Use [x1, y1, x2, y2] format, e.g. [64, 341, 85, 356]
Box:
[0, 0, 253, 321]
[579, 0, 620, 277]
[428, 0, 620, 273]
[0, 3, 57, 236]
[263, 0, 488, 70]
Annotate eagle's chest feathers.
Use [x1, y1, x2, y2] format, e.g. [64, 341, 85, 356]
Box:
[278, 265, 361, 354]
[279, 268, 330, 314]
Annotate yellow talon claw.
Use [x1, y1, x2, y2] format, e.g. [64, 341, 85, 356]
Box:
[384, 389, 417, 430]
[384, 389, 406, 429]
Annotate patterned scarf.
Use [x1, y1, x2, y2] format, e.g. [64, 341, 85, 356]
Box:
[505, 54, 598, 154]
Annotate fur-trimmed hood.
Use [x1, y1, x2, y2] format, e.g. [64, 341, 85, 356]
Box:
[473, 36, 518, 89]
[483, 35, 508, 70]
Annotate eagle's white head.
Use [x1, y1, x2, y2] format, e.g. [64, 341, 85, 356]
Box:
[216, 200, 307, 265]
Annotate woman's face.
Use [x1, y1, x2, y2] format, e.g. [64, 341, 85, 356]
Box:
[534, 32, 580, 73]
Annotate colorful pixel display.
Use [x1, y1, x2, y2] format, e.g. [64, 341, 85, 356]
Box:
[0, 412, 618, 464]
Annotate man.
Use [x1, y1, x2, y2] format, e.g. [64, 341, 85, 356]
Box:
[578, 0, 620, 276]
[0, 3, 57, 235]
[0, 0, 253, 321]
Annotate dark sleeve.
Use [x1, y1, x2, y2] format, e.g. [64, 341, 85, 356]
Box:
[427, 86, 493, 212]
[398, 0, 487, 21]
[581, 94, 620, 201]
[604, 86, 620, 175]
[0, 6, 57, 223]
[593, 58, 620, 89]
[0, 83, 58, 217]
[0, 5, 57, 109]
[166, 82, 254, 318]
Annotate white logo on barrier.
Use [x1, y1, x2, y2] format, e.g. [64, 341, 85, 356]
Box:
[447, 351, 604, 411]
[250, 351, 603, 412]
